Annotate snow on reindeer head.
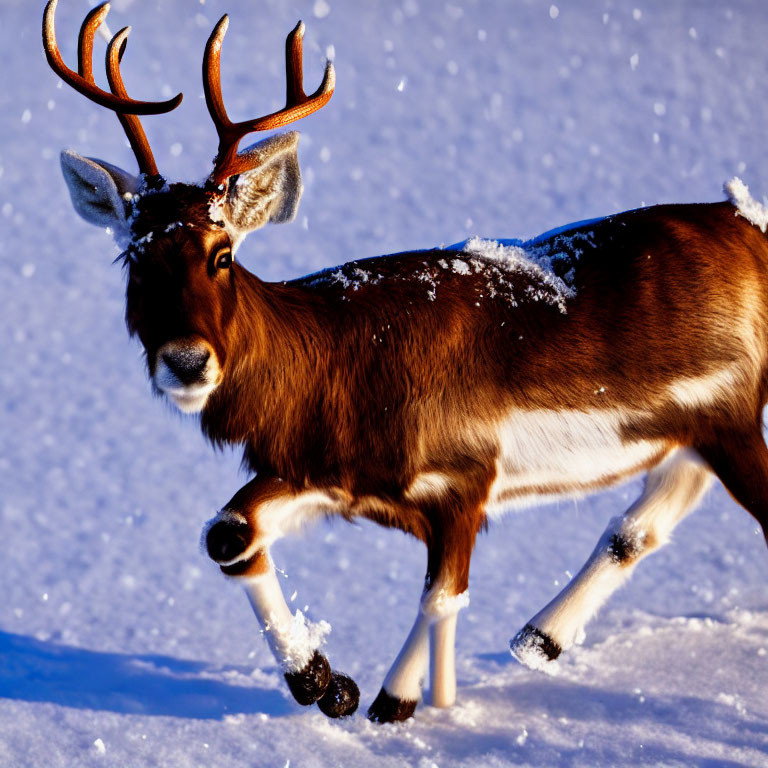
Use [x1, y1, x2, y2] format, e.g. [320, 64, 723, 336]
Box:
[44, 0, 334, 412]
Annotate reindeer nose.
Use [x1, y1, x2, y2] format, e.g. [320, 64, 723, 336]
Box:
[161, 347, 210, 385]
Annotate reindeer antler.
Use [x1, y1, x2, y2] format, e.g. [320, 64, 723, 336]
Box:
[42, 0, 183, 177]
[204, 16, 335, 186]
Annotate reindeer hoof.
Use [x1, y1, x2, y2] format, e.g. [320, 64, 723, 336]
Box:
[510, 623, 562, 669]
[367, 687, 417, 723]
[284, 650, 332, 706]
[317, 671, 360, 718]
[206, 519, 251, 563]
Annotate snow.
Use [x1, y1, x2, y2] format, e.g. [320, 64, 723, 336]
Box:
[2, 1, 768, 766]
[421, 589, 470, 620]
[509, 627, 562, 676]
[451, 258, 471, 275]
[460, 236, 579, 312]
[263, 607, 331, 673]
[725, 176, 768, 233]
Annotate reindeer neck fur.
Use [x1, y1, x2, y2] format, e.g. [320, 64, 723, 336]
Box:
[201, 266, 331, 480]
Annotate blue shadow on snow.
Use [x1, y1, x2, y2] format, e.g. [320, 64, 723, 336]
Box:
[0, 630, 292, 719]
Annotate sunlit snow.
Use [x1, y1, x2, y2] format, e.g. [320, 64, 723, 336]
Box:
[2, 1, 768, 767]
[725, 176, 768, 233]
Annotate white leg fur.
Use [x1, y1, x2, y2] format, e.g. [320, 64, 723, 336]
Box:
[512, 448, 712, 669]
[243, 556, 325, 673]
[383, 588, 469, 704]
[430, 612, 458, 707]
[382, 608, 431, 702]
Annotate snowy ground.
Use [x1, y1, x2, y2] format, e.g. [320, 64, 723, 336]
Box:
[2, 0, 768, 765]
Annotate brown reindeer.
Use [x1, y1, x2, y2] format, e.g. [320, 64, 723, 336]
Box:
[45, 0, 768, 723]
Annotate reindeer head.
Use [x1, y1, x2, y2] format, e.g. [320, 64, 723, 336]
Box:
[44, 0, 334, 412]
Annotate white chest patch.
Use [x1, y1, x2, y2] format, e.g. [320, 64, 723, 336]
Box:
[485, 408, 667, 517]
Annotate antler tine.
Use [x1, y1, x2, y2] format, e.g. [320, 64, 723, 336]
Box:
[43, 0, 183, 179]
[43, 0, 182, 115]
[106, 27, 160, 177]
[285, 21, 307, 105]
[105, 27, 133, 101]
[202, 15, 233, 136]
[76, 1, 110, 81]
[204, 15, 335, 185]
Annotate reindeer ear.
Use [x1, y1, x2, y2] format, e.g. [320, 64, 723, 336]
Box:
[60, 150, 139, 241]
[220, 132, 303, 248]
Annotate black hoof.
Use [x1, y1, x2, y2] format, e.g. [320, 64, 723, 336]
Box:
[367, 687, 417, 723]
[205, 519, 251, 563]
[510, 623, 562, 666]
[318, 671, 360, 718]
[284, 650, 332, 706]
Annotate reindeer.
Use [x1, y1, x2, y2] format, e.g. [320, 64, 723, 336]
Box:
[44, 0, 768, 723]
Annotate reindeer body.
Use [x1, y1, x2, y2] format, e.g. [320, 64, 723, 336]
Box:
[45, 0, 768, 724]
[203, 200, 767, 527]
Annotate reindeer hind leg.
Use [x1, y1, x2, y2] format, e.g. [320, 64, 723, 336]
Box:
[696, 427, 768, 545]
[511, 447, 713, 668]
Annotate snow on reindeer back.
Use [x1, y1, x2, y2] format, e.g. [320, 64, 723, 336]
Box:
[306, 218, 603, 313]
[724, 177, 768, 233]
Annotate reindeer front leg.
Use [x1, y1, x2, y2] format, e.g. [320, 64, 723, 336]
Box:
[368, 511, 479, 723]
[204, 477, 360, 718]
[367, 578, 471, 723]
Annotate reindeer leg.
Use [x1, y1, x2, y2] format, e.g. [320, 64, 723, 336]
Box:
[244, 555, 360, 716]
[367, 601, 431, 722]
[427, 589, 469, 708]
[204, 478, 359, 717]
[368, 520, 475, 722]
[511, 448, 712, 669]
[241, 559, 330, 702]
[697, 427, 768, 545]
[367, 589, 471, 722]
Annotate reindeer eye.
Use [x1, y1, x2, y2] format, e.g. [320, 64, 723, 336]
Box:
[214, 248, 232, 270]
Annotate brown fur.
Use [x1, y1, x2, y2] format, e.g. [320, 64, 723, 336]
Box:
[124, 195, 768, 592]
